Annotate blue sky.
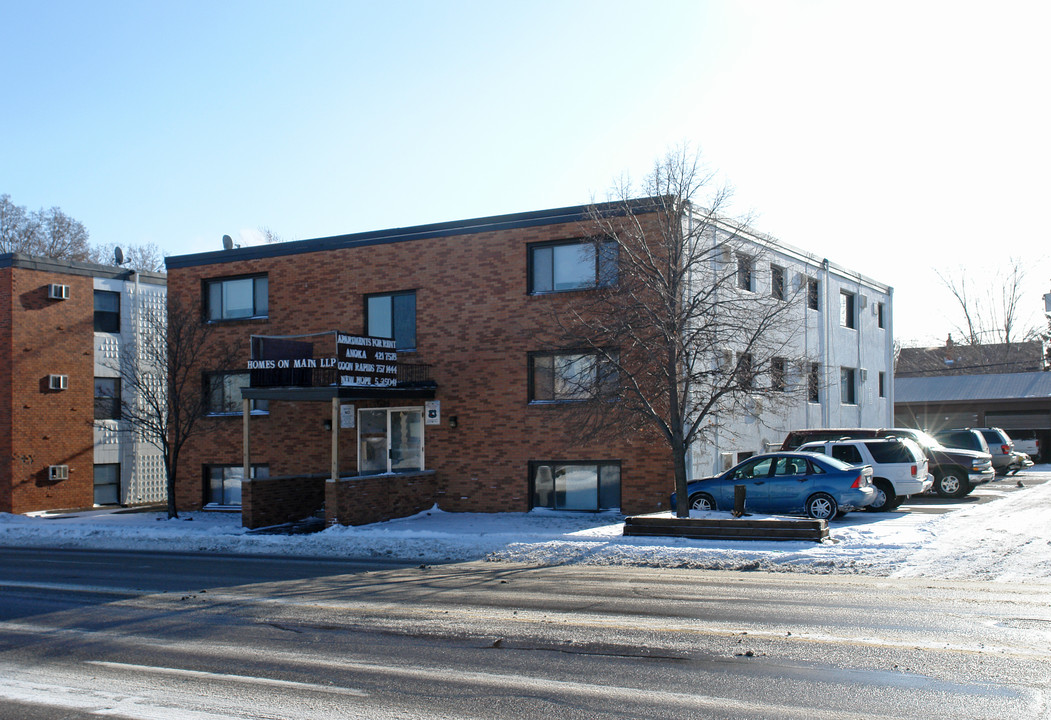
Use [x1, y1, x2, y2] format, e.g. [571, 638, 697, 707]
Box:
[2, 1, 1048, 344]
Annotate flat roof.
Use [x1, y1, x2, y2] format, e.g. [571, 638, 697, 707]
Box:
[0, 252, 167, 284]
[166, 199, 661, 270]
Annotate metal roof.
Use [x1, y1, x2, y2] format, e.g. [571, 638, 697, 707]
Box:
[895, 371, 1051, 403]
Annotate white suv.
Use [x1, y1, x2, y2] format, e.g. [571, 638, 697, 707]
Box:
[797, 438, 933, 512]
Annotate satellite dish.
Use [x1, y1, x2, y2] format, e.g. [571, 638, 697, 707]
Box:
[114, 247, 124, 265]
[222, 234, 234, 250]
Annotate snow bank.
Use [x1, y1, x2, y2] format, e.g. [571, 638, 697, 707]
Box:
[2, 470, 1050, 582]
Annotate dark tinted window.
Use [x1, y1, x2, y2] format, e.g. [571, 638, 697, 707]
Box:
[864, 442, 915, 463]
[831, 445, 864, 464]
[936, 431, 979, 451]
[979, 429, 1007, 445]
[94, 290, 120, 332]
[366, 291, 416, 351]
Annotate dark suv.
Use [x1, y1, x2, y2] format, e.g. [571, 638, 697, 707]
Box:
[782, 427, 994, 498]
[935, 427, 1028, 476]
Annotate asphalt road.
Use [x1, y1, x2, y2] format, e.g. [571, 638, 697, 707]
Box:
[0, 548, 1048, 719]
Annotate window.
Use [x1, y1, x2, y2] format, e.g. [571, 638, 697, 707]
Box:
[807, 362, 820, 403]
[205, 372, 268, 414]
[736, 253, 754, 291]
[877, 302, 886, 329]
[206, 464, 268, 507]
[530, 461, 620, 511]
[730, 456, 775, 480]
[878, 371, 886, 398]
[366, 291, 416, 351]
[840, 291, 856, 329]
[807, 277, 820, 310]
[770, 265, 785, 301]
[774, 456, 811, 476]
[205, 275, 268, 321]
[840, 367, 857, 405]
[736, 352, 754, 389]
[529, 239, 617, 293]
[94, 377, 121, 420]
[864, 441, 916, 464]
[831, 445, 864, 465]
[529, 351, 616, 402]
[94, 290, 120, 332]
[771, 357, 786, 392]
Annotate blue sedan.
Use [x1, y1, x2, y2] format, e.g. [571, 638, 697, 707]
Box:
[671, 452, 876, 519]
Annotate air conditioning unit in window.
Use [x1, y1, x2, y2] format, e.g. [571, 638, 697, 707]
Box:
[48, 284, 70, 300]
[49, 465, 69, 481]
[48, 374, 68, 390]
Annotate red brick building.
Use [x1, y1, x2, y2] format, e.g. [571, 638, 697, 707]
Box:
[165, 203, 675, 527]
[0, 253, 167, 513]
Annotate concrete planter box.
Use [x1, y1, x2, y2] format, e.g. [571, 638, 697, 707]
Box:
[623, 515, 828, 542]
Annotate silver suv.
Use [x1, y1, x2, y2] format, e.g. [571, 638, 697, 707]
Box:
[798, 438, 932, 512]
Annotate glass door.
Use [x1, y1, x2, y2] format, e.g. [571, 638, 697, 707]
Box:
[358, 407, 425, 474]
[391, 409, 424, 471]
[358, 409, 389, 474]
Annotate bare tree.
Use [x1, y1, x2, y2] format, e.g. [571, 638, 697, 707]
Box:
[937, 259, 1039, 346]
[546, 148, 805, 517]
[0, 195, 91, 260]
[88, 241, 166, 272]
[110, 296, 237, 518]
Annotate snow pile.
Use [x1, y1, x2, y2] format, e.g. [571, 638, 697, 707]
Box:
[1, 469, 1049, 582]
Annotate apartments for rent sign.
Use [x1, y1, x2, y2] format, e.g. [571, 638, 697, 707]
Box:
[247, 333, 398, 388]
[335, 334, 398, 387]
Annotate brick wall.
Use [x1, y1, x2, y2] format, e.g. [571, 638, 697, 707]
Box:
[0, 268, 11, 511]
[325, 471, 437, 526]
[241, 474, 326, 529]
[168, 213, 677, 520]
[4, 268, 95, 512]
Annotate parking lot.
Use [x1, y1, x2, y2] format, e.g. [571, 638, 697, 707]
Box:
[899, 466, 1050, 514]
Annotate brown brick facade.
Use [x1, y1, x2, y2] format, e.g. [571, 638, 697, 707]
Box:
[0, 265, 95, 512]
[168, 208, 677, 522]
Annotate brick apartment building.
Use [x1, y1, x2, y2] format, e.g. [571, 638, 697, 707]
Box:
[0, 253, 167, 513]
[165, 201, 893, 528]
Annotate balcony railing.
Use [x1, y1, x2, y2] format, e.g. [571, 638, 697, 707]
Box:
[249, 362, 433, 389]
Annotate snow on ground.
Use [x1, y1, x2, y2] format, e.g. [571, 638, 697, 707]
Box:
[1, 468, 1050, 582]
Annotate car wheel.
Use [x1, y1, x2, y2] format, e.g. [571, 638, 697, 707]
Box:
[805, 492, 838, 520]
[689, 493, 716, 511]
[865, 480, 897, 512]
[934, 469, 970, 498]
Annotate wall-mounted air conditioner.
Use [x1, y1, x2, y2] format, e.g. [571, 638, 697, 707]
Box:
[49, 465, 69, 480]
[48, 374, 68, 390]
[48, 284, 70, 300]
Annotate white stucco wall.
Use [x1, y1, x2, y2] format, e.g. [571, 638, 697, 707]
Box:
[688, 226, 894, 478]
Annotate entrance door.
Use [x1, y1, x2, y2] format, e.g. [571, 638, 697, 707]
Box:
[93, 463, 120, 505]
[358, 407, 425, 474]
